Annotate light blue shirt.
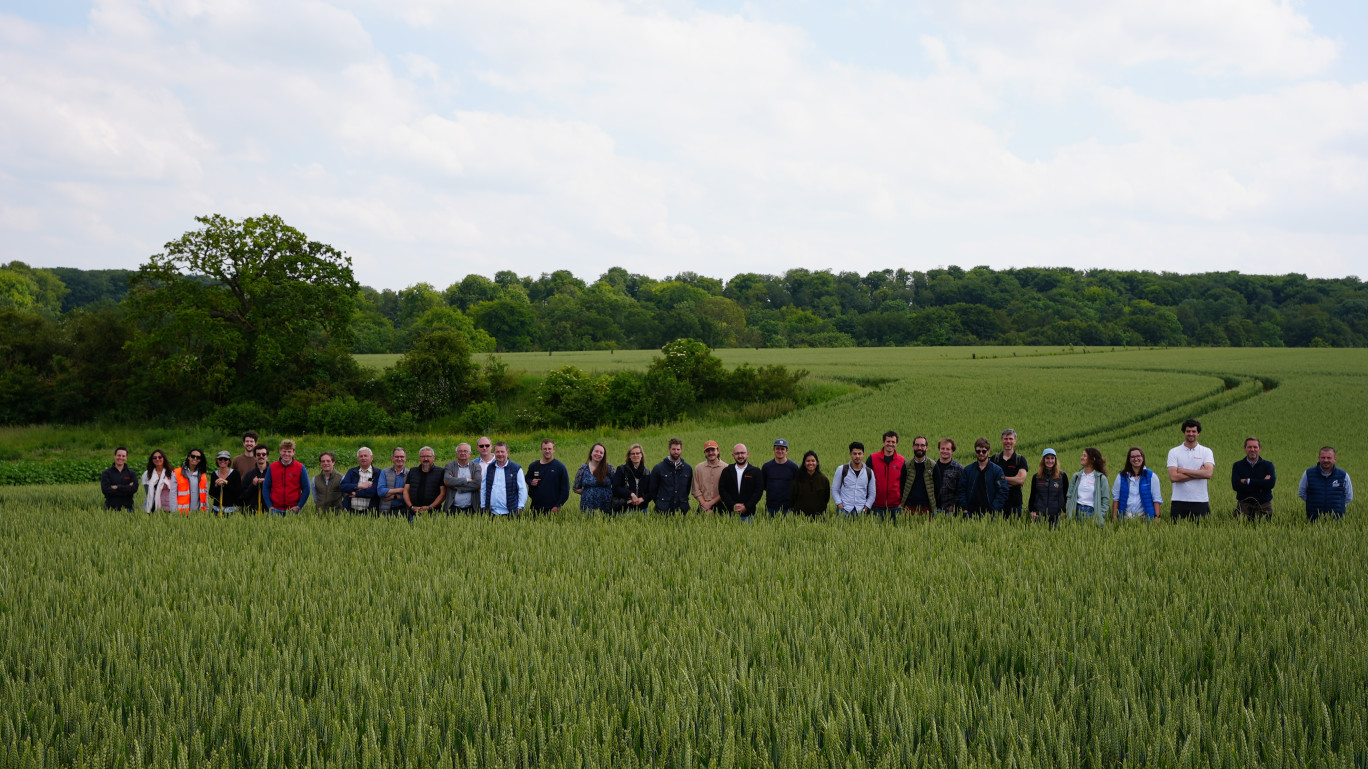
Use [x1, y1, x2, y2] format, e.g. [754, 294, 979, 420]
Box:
[481, 460, 528, 515]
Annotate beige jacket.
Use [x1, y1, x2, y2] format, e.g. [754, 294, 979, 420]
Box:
[692, 459, 726, 511]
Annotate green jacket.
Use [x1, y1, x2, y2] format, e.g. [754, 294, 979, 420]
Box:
[1067, 470, 1111, 523]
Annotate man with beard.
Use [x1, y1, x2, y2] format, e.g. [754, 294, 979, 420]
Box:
[900, 435, 936, 516]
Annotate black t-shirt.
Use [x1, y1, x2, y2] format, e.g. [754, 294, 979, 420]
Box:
[907, 460, 930, 506]
[992, 452, 1029, 509]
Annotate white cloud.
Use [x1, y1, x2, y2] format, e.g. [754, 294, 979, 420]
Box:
[0, 0, 1363, 286]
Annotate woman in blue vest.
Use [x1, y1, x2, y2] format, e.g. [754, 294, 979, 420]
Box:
[1111, 446, 1163, 520]
[573, 443, 615, 513]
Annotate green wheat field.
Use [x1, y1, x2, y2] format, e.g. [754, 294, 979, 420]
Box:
[2, 347, 1365, 767]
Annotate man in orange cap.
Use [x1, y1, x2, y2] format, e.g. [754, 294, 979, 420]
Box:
[692, 439, 725, 513]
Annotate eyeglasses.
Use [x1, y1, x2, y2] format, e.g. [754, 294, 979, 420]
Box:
[477, 444, 491, 448]
[254, 452, 269, 457]
[975, 448, 989, 454]
[189, 454, 203, 460]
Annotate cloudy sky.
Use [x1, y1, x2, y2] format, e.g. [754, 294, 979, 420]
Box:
[2, 0, 1365, 290]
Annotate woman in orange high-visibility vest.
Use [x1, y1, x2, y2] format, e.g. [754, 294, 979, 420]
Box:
[173, 449, 209, 514]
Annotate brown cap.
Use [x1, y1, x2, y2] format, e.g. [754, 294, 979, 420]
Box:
[703, 440, 719, 450]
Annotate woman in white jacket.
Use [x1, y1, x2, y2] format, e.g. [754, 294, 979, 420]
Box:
[141, 449, 175, 513]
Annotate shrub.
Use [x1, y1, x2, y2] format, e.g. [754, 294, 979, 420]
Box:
[203, 402, 273, 435]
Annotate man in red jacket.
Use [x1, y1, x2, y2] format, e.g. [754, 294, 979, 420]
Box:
[869, 430, 906, 520]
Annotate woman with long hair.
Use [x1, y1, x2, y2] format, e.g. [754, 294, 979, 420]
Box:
[1067, 447, 1111, 523]
[1027, 448, 1069, 528]
[1111, 446, 1163, 520]
[141, 449, 175, 513]
[612, 443, 652, 512]
[173, 448, 209, 514]
[790, 450, 831, 516]
[573, 442, 615, 513]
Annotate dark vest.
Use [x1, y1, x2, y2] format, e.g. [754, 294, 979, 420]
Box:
[483, 461, 523, 511]
[407, 465, 445, 507]
[1304, 466, 1349, 516]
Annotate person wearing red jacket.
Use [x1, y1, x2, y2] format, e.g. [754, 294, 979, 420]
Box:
[869, 430, 906, 519]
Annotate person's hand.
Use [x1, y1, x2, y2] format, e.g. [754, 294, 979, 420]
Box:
[358, 481, 371, 489]
[551, 506, 559, 513]
[530, 478, 540, 486]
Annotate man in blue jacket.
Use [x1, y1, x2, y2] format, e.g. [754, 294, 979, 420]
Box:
[959, 437, 1007, 517]
[650, 438, 693, 513]
[1298, 447, 1353, 521]
[1231, 436, 1276, 520]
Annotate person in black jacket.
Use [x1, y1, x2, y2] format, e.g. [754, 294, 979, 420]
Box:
[613, 444, 653, 512]
[526, 439, 570, 514]
[1027, 448, 1069, 528]
[1230, 436, 1276, 520]
[719, 443, 764, 518]
[241, 445, 271, 515]
[650, 438, 693, 513]
[100, 447, 138, 510]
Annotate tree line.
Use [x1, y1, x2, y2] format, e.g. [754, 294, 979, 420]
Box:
[3, 214, 1366, 428]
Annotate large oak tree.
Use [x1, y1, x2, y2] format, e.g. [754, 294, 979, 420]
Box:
[125, 214, 359, 406]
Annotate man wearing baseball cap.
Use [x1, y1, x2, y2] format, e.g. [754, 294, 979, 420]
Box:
[762, 439, 801, 514]
[692, 440, 725, 513]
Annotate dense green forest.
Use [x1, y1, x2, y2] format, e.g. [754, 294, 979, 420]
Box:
[3, 214, 1366, 428]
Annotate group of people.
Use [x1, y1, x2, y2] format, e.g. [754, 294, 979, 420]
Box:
[98, 422, 1354, 521]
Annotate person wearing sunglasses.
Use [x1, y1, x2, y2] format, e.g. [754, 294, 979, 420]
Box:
[173, 448, 210, 514]
[242, 446, 272, 514]
[958, 437, 1007, 517]
[210, 450, 243, 515]
[141, 449, 175, 513]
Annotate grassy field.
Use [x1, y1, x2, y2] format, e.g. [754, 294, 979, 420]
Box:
[3, 347, 1367, 766]
[1, 494, 1366, 767]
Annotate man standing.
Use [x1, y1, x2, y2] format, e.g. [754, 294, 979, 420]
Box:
[376, 447, 409, 517]
[1298, 447, 1354, 521]
[263, 439, 310, 515]
[651, 438, 693, 513]
[232, 431, 259, 477]
[340, 447, 380, 513]
[403, 446, 446, 519]
[900, 436, 935, 516]
[959, 437, 1007, 516]
[933, 438, 963, 514]
[481, 441, 527, 516]
[693, 440, 725, 513]
[242, 445, 271, 514]
[313, 451, 345, 512]
[99, 446, 138, 510]
[719, 443, 764, 518]
[1167, 419, 1215, 520]
[526, 439, 570, 514]
[869, 430, 906, 519]
[475, 437, 496, 475]
[761, 439, 801, 514]
[1231, 437, 1276, 520]
[442, 443, 483, 513]
[992, 429, 1029, 517]
[832, 441, 876, 515]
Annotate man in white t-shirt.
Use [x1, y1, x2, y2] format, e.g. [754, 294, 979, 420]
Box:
[1167, 418, 1215, 520]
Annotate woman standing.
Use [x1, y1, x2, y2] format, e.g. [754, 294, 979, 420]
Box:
[173, 449, 209, 515]
[1111, 447, 1163, 520]
[790, 451, 831, 516]
[1067, 447, 1111, 524]
[573, 443, 615, 513]
[612, 444, 652, 512]
[209, 450, 242, 515]
[141, 449, 174, 513]
[1027, 448, 1069, 528]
